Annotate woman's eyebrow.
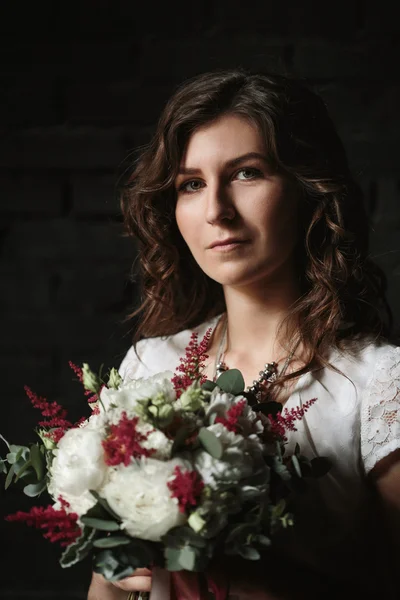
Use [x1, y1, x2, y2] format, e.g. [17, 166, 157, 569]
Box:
[177, 152, 268, 175]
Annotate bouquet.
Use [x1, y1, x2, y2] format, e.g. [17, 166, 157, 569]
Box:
[1, 328, 330, 599]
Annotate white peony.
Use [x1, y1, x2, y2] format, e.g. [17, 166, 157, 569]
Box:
[101, 457, 188, 541]
[48, 427, 108, 516]
[99, 371, 176, 414]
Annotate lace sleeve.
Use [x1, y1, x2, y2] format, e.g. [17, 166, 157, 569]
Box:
[361, 345, 400, 474]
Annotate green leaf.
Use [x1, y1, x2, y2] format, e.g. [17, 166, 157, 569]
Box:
[165, 547, 184, 571]
[30, 444, 45, 481]
[14, 459, 33, 481]
[238, 546, 260, 560]
[179, 547, 197, 571]
[291, 455, 302, 478]
[5, 463, 15, 489]
[0, 458, 7, 474]
[216, 369, 245, 395]
[88, 491, 122, 521]
[60, 526, 97, 568]
[256, 534, 271, 547]
[273, 458, 291, 482]
[80, 517, 120, 531]
[273, 498, 286, 518]
[198, 427, 223, 459]
[93, 536, 131, 548]
[311, 456, 332, 478]
[201, 380, 217, 392]
[23, 479, 47, 496]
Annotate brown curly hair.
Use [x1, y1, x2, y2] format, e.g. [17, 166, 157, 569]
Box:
[119, 68, 392, 374]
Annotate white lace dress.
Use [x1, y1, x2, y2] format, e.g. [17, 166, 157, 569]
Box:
[119, 314, 400, 594]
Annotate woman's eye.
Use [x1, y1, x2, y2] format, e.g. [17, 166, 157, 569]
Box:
[236, 168, 262, 180]
[179, 180, 204, 193]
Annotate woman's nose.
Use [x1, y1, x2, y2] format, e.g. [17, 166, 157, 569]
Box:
[205, 182, 236, 224]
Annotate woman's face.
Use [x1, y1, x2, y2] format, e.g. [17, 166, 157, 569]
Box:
[174, 114, 299, 289]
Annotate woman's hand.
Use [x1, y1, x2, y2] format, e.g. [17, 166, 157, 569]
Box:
[87, 568, 152, 599]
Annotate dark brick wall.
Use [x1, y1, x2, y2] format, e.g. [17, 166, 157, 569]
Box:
[1, 1, 400, 598]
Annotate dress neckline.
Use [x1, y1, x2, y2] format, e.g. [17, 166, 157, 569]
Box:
[195, 313, 313, 410]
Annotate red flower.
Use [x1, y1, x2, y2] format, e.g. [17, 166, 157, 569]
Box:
[102, 412, 155, 466]
[172, 328, 212, 398]
[267, 398, 317, 441]
[215, 399, 247, 433]
[167, 466, 204, 513]
[6, 497, 81, 547]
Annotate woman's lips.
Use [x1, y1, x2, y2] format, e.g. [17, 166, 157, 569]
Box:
[209, 240, 249, 252]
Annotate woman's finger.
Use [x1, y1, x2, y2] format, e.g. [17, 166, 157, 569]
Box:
[112, 574, 152, 592]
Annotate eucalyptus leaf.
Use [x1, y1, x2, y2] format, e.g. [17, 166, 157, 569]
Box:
[165, 547, 184, 571]
[23, 479, 47, 496]
[256, 534, 271, 547]
[291, 455, 302, 478]
[0, 458, 7, 474]
[93, 548, 135, 581]
[198, 428, 223, 459]
[179, 546, 197, 571]
[273, 458, 291, 482]
[14, 459, 33, 481]
[81, 517, 120, 531]
[272, 498, 286, 518]
[30, 444, 45, 481]
[5, 463, 15, 489]
[238, 546, 260, 560]
[93, 536, 131, 548]
[60, 526, 97, 568]
[201, 380, 217, 392]
[216, 369, 245, 395]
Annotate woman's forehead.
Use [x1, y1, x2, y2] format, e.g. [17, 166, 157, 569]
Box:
[179, 114, 267, 169]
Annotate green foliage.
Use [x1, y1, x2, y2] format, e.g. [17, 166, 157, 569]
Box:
[201, 379, 217, 392]
[1, 441, 48, 497]
[60, 526, 97, 568]
[93, 540, 156, 581]
[163, 526, 212, 572]
[80, 501, 121, 532]
[215, 369, 245, 395]
[93, 535, 132, 548]
[198, 427, 223, 459]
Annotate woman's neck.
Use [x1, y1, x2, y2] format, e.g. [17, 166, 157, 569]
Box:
[221, 277, 301, 364]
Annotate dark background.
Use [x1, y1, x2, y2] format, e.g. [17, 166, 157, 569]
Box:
[1, 1, 400, 598]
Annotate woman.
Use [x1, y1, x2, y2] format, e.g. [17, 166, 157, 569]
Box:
[88, 69, 400, 599]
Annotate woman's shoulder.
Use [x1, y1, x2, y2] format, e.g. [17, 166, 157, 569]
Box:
[119, 314, 222, 381]
[331, 336, 400, 387]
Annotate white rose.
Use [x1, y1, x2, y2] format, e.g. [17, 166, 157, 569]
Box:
[101, 457, 188, 541]
[100, 371, 176, 413]
[48, 428, 108, 516]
